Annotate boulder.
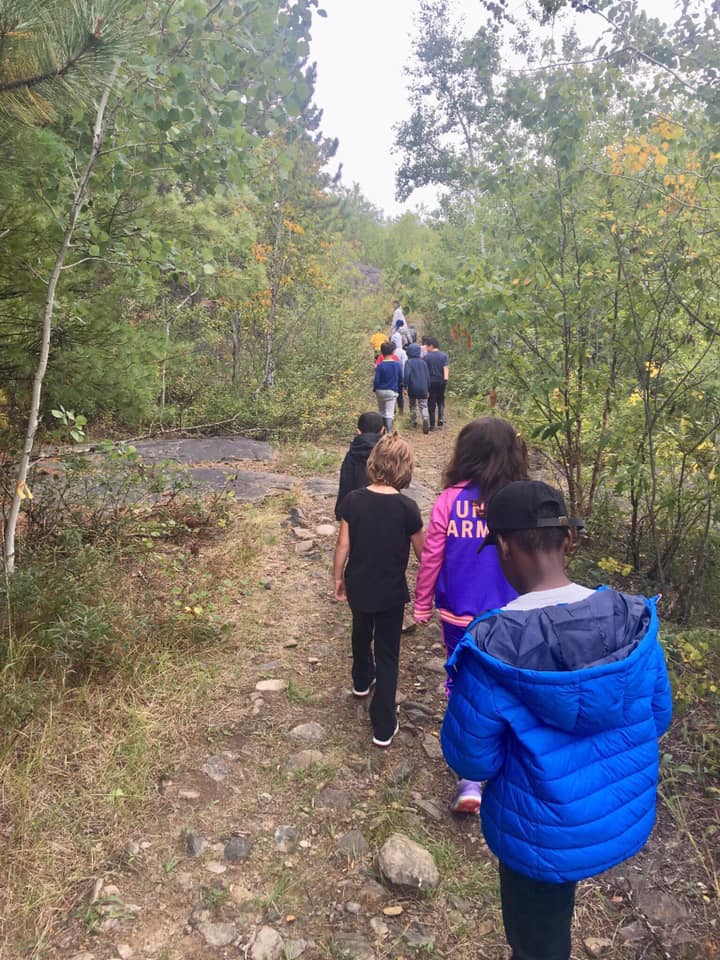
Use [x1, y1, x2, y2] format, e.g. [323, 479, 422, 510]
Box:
[331, 934, 374, 960]
[255, 678, 288, 693]
[198, 922, 237, 947]
[315, 787, 351, 811]
[289, 722, 326, 743]
[315, 524, 336, 537]
[584, 938, 612, 958]
[224, 836, 252, 861]
[201, 755, 230, 782]
[274, 825, 299, 853]
[337, 830, 368, 859]
[284, 750, 324, 773]
[185, 831, 207, 857]
[377, 833, 440, 892]
[422, 734, 444, 760]
[251, 925, 284, 960]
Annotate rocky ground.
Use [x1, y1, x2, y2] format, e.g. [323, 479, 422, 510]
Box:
[18, 419, 720, 960]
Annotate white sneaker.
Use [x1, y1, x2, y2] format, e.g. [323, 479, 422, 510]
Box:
[352, 679, 376, 698]
[372, 722, 400, 748]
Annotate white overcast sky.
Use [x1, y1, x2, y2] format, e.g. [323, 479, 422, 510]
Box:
[309, 0, 682, 217]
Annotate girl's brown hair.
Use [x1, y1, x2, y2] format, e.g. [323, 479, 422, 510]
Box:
[367, 433, 414, 490]
[443, 416, 528, 504]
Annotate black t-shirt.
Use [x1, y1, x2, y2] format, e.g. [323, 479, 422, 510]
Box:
[424, 350, 449, 383]
[340, 488, 423, 613]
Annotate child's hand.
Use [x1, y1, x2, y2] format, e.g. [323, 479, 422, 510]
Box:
[334, 578, 347, 602]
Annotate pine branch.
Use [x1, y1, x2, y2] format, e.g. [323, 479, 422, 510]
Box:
[0, 0, 132, 126]
[0, 32, 100, 93]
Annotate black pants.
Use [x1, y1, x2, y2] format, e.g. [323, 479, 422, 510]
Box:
[499, 862, 576, 960]
[350, 605, 404, 740]
[396, 389, 404, 414]
[428, 381, 446, 426]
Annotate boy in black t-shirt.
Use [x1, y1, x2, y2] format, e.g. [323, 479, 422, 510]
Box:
[333, 434, 425, 747]
[423, 337, 449, 429]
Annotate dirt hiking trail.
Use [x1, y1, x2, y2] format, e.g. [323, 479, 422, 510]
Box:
[13, 417, 719, 960]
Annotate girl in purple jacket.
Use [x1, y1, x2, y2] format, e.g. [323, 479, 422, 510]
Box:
[414, 417, 528, 813]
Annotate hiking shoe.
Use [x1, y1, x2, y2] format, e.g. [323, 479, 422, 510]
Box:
[352, 679, 376, 698]
[372, 722, 400, 748]
[450, 779, 483, 814]
[422, 419, 430, 434]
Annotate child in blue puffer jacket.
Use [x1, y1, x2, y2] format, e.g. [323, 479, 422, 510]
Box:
[441, 480, 672, 960]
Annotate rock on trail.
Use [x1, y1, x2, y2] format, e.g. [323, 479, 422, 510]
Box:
[198, 921, 237, 947]
[377, 833, 440, 892]
[289, 721, 326, 743]
[283, 749, 324, 773]
[132, 436, 274, 464]
[251, 925, 284, 960]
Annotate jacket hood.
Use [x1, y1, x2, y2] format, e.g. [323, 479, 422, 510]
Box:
[406, 343, 422, 358]
[447, 589, 657, 735]
[348, 432, 381, 461]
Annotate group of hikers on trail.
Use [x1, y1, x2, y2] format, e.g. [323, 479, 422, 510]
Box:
[369, 299, 449, 434]
[331, 313, 672, 960]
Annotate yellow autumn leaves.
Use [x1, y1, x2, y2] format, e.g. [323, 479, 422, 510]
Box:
[606, 116, 683, 176]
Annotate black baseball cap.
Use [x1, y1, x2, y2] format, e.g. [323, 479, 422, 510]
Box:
[480, 480, 584, 550]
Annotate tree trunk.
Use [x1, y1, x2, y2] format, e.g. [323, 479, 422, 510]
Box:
[160, 304, 170, 425]
[258, 202, 286, 393]
[2, 63, 119, 574]
[231, 311, 241, 389]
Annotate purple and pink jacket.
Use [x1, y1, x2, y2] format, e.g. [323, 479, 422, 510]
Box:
[414, 481, 517, 628]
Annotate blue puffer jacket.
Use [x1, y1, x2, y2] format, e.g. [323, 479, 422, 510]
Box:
[441, 588, 672, 883]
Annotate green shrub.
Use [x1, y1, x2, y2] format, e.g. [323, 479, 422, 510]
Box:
[1, 449, 234, 732]
[1, 538, 127, 676]
[182, 362, 368, 441]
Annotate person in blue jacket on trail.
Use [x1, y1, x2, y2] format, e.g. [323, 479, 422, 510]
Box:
[373, 340, 403, 433]
[441, 480, 672, 960]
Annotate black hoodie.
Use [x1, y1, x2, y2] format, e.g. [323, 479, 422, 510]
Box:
[403, 343, 431, 397]
[334, 432, 382, 520]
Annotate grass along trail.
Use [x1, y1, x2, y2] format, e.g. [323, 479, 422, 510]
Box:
[1, 413, 717, 959]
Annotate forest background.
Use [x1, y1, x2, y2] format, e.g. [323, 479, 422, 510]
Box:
[0, 0, 719, 950]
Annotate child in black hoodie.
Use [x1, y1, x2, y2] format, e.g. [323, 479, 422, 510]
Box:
[404, 343, 431, 433]
[334, 412, 385, 520]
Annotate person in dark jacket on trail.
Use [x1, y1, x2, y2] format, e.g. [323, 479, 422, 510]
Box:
[334, 412, 384, 520]
[403, 343, 431, 433]
[441, 480, 672, 960]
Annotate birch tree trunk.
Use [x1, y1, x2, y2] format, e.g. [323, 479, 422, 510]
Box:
[258, 202, 286, 393]
[231, 311, 241, 390]
[160, 304, 170, 426]
[2, 63, 120, 574]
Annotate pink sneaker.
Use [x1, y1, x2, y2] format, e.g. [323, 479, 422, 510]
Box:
[450, 779, 483, 815]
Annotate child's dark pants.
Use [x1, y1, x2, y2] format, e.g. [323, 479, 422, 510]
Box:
[499, 862, 577, 960]
[350, 605, 404, 740]
[428, 381, 446, 426]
